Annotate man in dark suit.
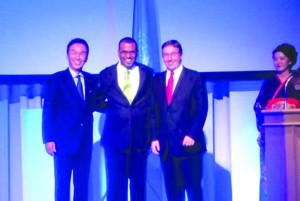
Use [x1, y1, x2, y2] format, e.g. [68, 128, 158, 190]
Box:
[151, 40, 208, 201]
[42, 38, 95, 201]
[94, 37, 154, 201]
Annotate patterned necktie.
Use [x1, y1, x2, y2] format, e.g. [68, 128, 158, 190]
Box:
[166, 71, 174, 105]
[123, 70, 132, 103]
[76, 74, 84, 99]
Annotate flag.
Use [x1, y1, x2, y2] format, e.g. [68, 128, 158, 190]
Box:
[132, 0, 161, 72]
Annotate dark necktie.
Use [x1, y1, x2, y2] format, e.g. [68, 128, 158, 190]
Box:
[166, 71, 174, 105]
[76, 74, 84, 99]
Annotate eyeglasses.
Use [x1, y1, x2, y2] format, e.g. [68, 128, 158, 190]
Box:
[162, 52, 180, 58]
[119, 51, 137, 56]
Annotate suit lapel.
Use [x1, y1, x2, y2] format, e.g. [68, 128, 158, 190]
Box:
[63, 69, 83, 100]
[165, 67, 188, 107]
[132, 65, 145, 104]
[137, 66, 146, 94]
[82, 72, 94, 103]
[109, 65, 130, 105]
[172, 67, 186, 102]
[110, 65, 123, 94]
[160, 71, 168, 106]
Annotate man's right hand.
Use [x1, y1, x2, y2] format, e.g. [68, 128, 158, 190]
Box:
[45, 142, 56, 156]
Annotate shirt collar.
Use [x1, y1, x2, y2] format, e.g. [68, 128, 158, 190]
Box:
[167, 64, 183, 75]
[69, 67, 83, 78]
[117, 61, 138, 72]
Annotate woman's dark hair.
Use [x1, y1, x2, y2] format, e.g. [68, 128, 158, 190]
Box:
[272, 43, 298, 68]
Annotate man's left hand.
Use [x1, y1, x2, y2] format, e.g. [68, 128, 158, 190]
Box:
[182, 136, 195, 146]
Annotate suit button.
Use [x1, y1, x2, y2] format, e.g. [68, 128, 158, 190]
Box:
[80, 124, 84, 127]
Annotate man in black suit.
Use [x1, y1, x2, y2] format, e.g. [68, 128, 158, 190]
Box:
[42, 38, 95, 201]
[151, 40, 208, 201]
[94, 37, 154, 201]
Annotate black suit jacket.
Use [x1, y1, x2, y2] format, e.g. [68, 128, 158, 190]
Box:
[95, 63, 154, 151]
[42, 69, 95, 154]
[152, 67, 208, 157]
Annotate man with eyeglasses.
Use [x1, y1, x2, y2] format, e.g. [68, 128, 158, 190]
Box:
[151, 40, 208, 201]
[93, 37, 154, 201]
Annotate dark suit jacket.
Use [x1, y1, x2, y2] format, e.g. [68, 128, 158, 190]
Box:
[94, 63, 154, 151]
[42, 69, 95, 154]
[152, 67, 208, 157]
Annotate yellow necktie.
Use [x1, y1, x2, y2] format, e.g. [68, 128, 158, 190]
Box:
[123, 70, 132, 103]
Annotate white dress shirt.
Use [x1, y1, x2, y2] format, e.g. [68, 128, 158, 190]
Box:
[69, 67, 85, 99]
[166, 64, 183, 94]
[117, 62, 140, 100]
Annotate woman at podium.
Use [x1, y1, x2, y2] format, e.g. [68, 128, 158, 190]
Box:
[254, 43, 300, 201]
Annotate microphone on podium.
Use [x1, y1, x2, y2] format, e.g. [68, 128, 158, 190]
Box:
[283, 76, 293, 109]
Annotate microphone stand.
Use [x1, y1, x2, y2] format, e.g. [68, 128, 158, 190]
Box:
[283, 76, 293, 109]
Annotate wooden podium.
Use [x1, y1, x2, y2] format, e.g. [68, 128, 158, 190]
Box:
[262, 109, 300, 201]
